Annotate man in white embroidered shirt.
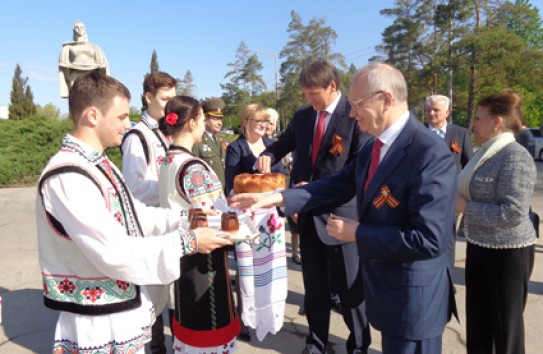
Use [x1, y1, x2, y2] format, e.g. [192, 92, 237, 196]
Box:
[120, 71, 177, 353]
[36, 70, 230, 353]
[121, 71, 177, 206]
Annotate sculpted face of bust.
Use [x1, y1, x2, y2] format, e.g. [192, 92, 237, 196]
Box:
[59, 20, 109, 98]
[72, 21, 88, 42]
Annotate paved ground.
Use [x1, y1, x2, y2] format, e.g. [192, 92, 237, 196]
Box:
[1, 161, 542, 353]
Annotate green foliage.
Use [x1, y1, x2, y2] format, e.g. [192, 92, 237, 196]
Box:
[277, 10, 344, 124]
[496, 0, 543, 49]
[9, 64, 36, 120]
[36, 103, 61, 119]
[0, 118, 72, 186]
[340, 64, 358, 94]
[150, 50, 159, 73]
[0, 117, 127, 187]
[376, 0, 543, 129]
[224, 41, 267, 98]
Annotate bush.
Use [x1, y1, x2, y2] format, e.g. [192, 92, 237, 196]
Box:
[0, 118, 124, 187]
[0, 115, 237, 187]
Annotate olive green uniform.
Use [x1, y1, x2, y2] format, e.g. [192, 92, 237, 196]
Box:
[192, 133, 227, 189]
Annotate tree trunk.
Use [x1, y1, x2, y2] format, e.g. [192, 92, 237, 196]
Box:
[466, 0, 481, 128]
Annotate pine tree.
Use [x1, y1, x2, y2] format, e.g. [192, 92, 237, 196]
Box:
[177, 70, 196, 97]
[150, 50, 159, 73]
[223, 41, 267, 125]
[241, 54, 266, 96]
[141, 50, 160, 111]
[378, 0, 437, 111]
[496, 0, 543, 49]
[277, 11, 344, 124]
[9, 64, 36, 120]
[225, 41, 252, 94]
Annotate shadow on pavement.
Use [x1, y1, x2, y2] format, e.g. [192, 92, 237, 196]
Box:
[0, 287, 57, 352]
[238, 318, 381, 354]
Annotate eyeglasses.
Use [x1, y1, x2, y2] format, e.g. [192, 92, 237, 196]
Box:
[349, 91, 384, 109]
[250, 119, 270, 126]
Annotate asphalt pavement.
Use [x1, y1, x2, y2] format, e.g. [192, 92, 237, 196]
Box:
[1, 161, 542, 353]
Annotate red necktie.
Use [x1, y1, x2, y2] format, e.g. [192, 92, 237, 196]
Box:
[311, 111, 327, 169]
[364, 138, 383, 192]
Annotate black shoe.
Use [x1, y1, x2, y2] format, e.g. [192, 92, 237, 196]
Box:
[238, 327, 251, 342]
[298, 306, 306, 316]
[300, 345, 328, 354]
[291, 255, 302, 265]
[331, 294, 342, 314]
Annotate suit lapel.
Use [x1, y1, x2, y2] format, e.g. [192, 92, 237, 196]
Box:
[314, 96, 347, 169]
[360, 116, 416, 215]
[445, 126, 453, 145]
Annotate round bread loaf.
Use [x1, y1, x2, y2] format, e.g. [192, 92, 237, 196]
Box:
[233, 173, 286, 194]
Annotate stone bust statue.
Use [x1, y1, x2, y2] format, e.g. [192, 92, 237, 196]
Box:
[58, 21, 109, 97]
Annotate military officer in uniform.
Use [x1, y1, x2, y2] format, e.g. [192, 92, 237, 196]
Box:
[192, 98, 228, 189]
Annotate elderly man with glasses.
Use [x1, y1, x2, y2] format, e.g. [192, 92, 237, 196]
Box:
[232, 63, 458, 354]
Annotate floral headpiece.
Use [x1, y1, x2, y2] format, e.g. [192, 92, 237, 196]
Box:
[165, 112, 178, 126]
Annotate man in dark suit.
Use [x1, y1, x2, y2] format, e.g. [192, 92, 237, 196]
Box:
[233, 63, 457, 354]
[425, 95, 473, 171]
[256, 59, 371, 354]
[425, 94, 473, 266]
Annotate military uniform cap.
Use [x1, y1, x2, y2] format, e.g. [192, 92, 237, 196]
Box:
[202, 98, 225, 117]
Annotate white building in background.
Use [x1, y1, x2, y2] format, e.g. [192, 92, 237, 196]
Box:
[0, 106, 8, 119]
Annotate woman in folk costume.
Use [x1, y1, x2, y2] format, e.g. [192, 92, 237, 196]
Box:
[158, 96, 240, 354]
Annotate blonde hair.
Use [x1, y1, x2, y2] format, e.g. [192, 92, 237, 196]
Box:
[239, 103, 270, 136]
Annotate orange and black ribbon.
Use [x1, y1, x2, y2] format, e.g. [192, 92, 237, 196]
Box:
[329, 134, 346, 156]
[373, 185, 400, 209]
[450, 140, 461, 153]
[221, 140, 228, 151]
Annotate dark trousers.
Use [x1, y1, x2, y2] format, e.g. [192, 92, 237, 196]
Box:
[149, 311, 166, 353]
[300, 220, 370, 354]
[381, 333, 442, 354]
[466, 243, 535, 354]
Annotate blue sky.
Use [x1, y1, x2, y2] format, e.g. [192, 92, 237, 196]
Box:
[1, 0, 397, 114]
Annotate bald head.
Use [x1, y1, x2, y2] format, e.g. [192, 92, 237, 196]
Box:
[348, 63, 409, 137]
[352, 63, 408, 105]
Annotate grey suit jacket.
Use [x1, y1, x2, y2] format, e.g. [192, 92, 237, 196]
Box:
[463, 142, 536, 248]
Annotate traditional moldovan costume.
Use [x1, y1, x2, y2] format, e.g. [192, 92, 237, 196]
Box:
[121, 111, 170, 206]
[36, 135, 196, 353]
[159, 146, 239, 354]
[121, 111, 173, 312]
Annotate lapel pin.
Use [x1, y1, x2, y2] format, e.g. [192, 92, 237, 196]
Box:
[450, 141, 461, 153]
[329, 134, 346, 156]
[373, 185, 399, 209]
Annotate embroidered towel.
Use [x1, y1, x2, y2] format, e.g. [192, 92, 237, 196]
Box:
[235, 207, 287, 341]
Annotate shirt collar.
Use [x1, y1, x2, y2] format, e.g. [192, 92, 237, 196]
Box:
[142, 111, 159, 128]
[205, 130, 215, 140]
[321, 91, 341, 115]
[61, 134, 103, 164]
[377, 111, 410, 147]
[430, 121, 447, 134]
